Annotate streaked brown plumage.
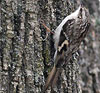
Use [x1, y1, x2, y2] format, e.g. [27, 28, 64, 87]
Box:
[43, 4, 91, 92]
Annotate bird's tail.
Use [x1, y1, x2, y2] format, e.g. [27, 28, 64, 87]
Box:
[43, 65, 61, 92]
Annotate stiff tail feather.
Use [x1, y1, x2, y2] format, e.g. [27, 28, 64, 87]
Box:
[51, 68, 61, 87]
[43, 66, 62, 92]
[43, 66, 56, 91]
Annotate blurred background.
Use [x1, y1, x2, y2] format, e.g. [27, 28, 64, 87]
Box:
[79, 0, 100, 92]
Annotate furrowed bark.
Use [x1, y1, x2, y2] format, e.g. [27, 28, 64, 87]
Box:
[0, 0, 100, 93]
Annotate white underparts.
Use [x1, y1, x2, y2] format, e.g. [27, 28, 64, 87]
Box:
[53, 6, 81, 50]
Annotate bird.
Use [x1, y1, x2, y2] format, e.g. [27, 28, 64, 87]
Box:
[42, 4, 91, 92]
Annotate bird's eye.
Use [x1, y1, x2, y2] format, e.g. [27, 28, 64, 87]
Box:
[78, 15, 82, 19]
[78, 8, 83, 19]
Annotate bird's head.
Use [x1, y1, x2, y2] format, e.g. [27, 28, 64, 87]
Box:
[77, 4, 90, 22]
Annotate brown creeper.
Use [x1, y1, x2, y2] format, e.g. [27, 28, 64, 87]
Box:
[43, 5, 91, 91]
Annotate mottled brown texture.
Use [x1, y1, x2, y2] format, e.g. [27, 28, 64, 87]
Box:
[0, 0, 99, 93]
[79, 0, 100, 93]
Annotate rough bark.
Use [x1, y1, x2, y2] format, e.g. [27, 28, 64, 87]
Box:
[0, 0, 99, 93]
[79, 0, 100, 93]
[0, 0, 44, 92]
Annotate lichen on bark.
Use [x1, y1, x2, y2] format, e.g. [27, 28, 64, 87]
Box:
[1, 0, 99, 93]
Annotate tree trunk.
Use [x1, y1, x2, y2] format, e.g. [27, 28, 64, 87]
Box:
[79, 0, 100, 93]
[0, 0, 99, 93]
